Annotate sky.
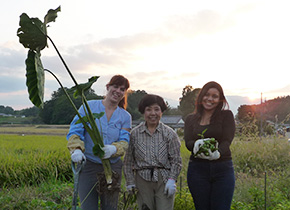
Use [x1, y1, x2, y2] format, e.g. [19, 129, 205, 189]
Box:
[1, 0, 290, 115]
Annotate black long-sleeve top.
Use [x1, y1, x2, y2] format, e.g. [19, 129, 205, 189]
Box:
[184, 110, 235, 161]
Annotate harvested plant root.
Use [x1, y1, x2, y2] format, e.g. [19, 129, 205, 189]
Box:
[96, 171, 120, 194]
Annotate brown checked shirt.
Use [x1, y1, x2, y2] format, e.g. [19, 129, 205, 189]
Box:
[124, 121, 182, 186]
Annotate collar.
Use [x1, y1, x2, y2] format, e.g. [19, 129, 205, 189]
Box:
[139, 121, 163, 134]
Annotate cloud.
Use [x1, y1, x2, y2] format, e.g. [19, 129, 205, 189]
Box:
[226, 95, 260, 116]
[0, 45, 26, 76]
[0, 75, 26, 93]
[265, 84, 290, 98]
[0, 90, 32, 110]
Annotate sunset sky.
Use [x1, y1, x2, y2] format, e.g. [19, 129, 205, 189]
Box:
[1, 0, 290, 115]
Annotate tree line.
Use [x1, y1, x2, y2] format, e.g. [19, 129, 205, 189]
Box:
[1, 85, 197, 124]
[2, 87, 290, 127]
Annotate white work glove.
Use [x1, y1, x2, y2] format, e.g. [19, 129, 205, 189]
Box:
[193, 139, 207, 155]
[102, 145, 117, 159]
[196, 149, 220, 160]
[164, 179, 176, 197]
[71, 149, 86, 163]
[126, 184, 137, 194]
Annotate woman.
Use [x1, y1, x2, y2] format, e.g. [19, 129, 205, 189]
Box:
[67, 75, 131, 210]
[124, 94, 182, 210]
[184, 81, 236, 210]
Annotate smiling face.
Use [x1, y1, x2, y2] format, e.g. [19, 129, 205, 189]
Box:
[202, 88, 220, 112]
[144, 103, 163, 128]
[106, 84, 126, 105]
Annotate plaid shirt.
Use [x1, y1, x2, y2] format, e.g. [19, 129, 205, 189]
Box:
[124, 121, 182, 185]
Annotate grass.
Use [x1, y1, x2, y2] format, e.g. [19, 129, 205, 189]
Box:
[0, 127, 290, 209]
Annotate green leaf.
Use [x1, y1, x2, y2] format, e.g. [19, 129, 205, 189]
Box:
[75, 112, 105, 124]
[75, 116, 89, 125]
[17, 6, 61, 51]
[93, 144, 104, 158]
[44, 6, 61, 25]
[94, 112, 104, 119]
[25, 50, 45, 108]
[72, 76, 100, 98]
[17, 13, 47, 51]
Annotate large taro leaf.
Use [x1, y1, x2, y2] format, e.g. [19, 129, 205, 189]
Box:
[17, 6, 61, 51]
[17, 13, 47, 51]
[72, 76, 100, 98]
[25, 50, 45, 108]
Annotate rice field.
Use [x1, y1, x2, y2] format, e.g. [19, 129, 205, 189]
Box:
[0, 125, 290, 209]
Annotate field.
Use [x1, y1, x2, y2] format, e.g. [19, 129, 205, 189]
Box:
[0, 125, 290, 209]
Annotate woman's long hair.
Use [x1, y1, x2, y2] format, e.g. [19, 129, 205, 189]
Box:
[194, 81, 229, 123]
[106, 75, 130, 109]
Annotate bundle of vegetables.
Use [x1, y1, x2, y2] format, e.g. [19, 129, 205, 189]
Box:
[194, 138, 218, 157]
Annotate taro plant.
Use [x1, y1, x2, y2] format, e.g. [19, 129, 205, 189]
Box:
[16, 6, 113, 185]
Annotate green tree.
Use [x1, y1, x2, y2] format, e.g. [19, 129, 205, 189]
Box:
[39, 87, 102, 124]
[15, 106, 39, 117]
[127, 90, 147, 120]
[178, 85, 201, 119]
[0, 105, 14, 115]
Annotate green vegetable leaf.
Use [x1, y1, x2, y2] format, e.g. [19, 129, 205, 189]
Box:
[44, 6, 61, 25]
[94, 112, 104, 119]
[25, 50, 45, 108]
[17, 13, 47, 51]
[75, 112, 105, 124]
[44, 6, 61, 36]
[72, 76, 100, 98]
[93, 144, 104, 158]
[17, 6, 61, 51]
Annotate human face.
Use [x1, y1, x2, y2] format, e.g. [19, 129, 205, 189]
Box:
[202, 88, 220, 112]
[106, 84, 126, 104]
[144, 103, 162, 128]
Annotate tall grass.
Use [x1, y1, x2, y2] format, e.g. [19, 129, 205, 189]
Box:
[0, 134, 71, 187]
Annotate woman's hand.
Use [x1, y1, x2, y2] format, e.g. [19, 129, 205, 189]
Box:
[193, 139, 208, 155]
[102, 145, 117, 159]
[196, 149, 220, 160]
[164, 179, 176, 197]
[71, 149, 86, 163]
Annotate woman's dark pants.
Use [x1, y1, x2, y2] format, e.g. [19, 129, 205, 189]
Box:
[78, 159, 122, 210]
[187, 159, 235, 210]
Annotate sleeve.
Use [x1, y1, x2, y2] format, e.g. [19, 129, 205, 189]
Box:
[67, 134, 85, 153]
[122, 110, 132, 130]
[123, 131, 136, 186]
[218, 110, 236, 156]
[168, 131, 182, 181]
[66, 105, 87, 152]
[111, 129, 130, 157]
[66, 104, 86, 141]
[111, 111, 132, 157]
[184, 114, 195, 152]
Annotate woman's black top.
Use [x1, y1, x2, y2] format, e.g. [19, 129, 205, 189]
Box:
[184, 110, 235, 161]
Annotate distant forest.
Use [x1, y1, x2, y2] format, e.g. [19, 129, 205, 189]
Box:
[237, 95, 290, 124]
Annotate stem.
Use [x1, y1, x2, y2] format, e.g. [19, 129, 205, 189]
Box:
[80, 92, 112, 184]
[46, 35, 79, 87]
[44, 69, 91, 133]
[82, 92, 103, 146]
[44, 41, 113, 185]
